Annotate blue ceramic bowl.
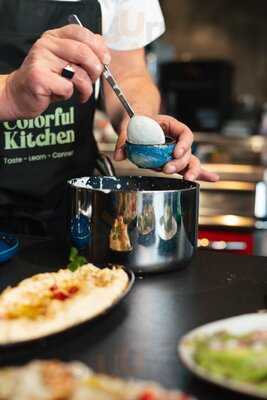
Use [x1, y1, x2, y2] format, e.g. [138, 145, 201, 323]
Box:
[126, 136, 175, 169]
[0, 232, 19, 263]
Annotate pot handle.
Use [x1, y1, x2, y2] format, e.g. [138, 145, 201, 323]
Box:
[95, 153, 116, 177]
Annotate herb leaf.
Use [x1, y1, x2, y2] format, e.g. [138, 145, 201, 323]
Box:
[69, 247, 78, 262]
[68, 247, 87, 272]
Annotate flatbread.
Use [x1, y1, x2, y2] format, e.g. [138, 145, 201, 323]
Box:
[0, 264, 129, 344]
[0, 360, 193, 400]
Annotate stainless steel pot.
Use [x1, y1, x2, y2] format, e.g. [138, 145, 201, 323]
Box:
[68, 176, 199, 273]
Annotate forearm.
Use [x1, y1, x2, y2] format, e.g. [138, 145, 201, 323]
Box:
[103, 71, 161, 131]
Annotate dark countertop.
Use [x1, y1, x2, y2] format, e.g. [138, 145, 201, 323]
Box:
[0, 238, 267, 399]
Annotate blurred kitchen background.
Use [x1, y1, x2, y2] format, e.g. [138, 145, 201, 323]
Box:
[95, 0, 267, 257]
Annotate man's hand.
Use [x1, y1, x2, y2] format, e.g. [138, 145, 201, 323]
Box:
[157, 115, 219, 182]
[0, 24, 111, 120]
[114, 114, 219, 182]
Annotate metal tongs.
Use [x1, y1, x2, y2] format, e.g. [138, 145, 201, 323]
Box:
[68, 14, 135, 119]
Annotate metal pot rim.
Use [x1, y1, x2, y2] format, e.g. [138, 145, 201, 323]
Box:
[68, 176, 199, 193]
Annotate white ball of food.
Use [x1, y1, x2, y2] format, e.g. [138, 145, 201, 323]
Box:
[127, 115, 166, 145]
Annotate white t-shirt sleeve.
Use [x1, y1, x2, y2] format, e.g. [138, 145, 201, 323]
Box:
[99, 0, 166, 51]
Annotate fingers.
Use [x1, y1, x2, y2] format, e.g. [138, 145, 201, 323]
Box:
[157, 115, 194, 158]
[183, 155, 201, 181]
[44, 25, 111, 65]
[29, 25, 112, 104]
[70, 64, 93, 103]
[28, 47, 93, 103]
[196, 168, 220, 182]
[183, 156, 219, 182]
[163, 150, 192, 175]
[173, 124, 193, 158]
[157, 115, 207, 179]
[7, 25, 110, 118]
[33, 69, 74, 100]
[26, 34, 101, 105]
[37, 36, 104, 83]
[163, 149, 220, 182]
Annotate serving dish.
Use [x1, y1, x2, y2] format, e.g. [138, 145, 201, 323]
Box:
[0, 359, 196, 400]
[0, 265, 134, 351]
[179, 313, 267, 399]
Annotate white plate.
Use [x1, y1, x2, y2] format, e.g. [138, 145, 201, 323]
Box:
[178, 313, 267, 399]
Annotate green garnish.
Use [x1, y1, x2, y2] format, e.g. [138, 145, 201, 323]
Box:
[68, 247, 87, 272]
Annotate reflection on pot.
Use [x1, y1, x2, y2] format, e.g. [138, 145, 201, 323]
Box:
[158, 235, 176, 255]
[117, 193, 137, 225]
[137, 198, 156, 247]
[70, 214, 90, 249]
[137, 203, 156, 236]
[158, 201, 178, 242]
[109, 216, 133, 252]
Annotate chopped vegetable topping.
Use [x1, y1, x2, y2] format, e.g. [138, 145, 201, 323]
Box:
[190, 330, 267, 393]
[50, 285, 79, 301]
[139, 390, 156, 400]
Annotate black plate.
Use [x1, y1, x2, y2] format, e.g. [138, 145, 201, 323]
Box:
[0, 265, 134, 353]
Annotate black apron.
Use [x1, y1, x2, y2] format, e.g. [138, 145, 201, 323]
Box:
[0, 0, 101, 236]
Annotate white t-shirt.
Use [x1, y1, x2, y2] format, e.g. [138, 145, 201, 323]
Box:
[56, 0, 165, 50]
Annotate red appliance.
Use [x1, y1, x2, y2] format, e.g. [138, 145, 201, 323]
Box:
[198, 229, 254, 255]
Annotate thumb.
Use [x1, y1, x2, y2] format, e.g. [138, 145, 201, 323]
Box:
[114, 131, 127, 161]
[114, 118, 129, 161]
